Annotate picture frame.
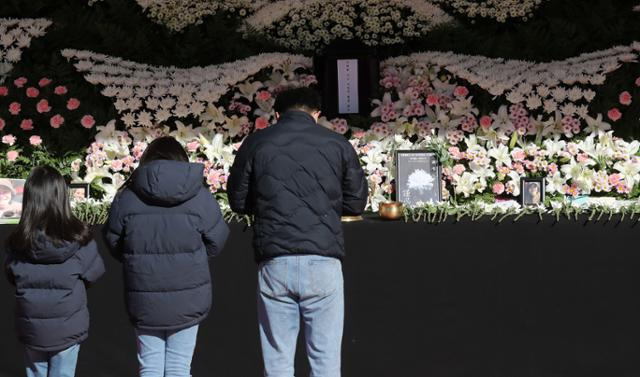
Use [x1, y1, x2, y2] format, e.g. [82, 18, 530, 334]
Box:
[68, 182, 90, 201]
[0, 178, 25, 223]
[520, 177, 545, 206]
[395, 150, 441, 207]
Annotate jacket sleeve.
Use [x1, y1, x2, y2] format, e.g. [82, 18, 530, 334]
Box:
[79, 240, 105, 286]
[103, 194, 125, 262]
[227, 139, 253, 215]
[199, 190, 230, 257]
[342, 142, 369, 215]
[4, 251, 15, 286]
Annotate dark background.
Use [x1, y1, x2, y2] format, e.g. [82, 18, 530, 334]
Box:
[2, 217, 640, 377]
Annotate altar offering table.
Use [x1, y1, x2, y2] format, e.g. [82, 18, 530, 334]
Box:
[0, 216, 638, 377]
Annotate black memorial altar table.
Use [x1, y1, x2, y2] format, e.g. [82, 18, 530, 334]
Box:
[0, 216, 639, 377]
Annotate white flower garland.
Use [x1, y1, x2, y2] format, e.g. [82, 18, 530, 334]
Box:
[136, 0, 270, 32]
[432, 0, 546, 22]
[61, 49, 312, 127]
[383, 43, 640, 115]
[0, 18, 52, 81]
[243, 0, 453, 49]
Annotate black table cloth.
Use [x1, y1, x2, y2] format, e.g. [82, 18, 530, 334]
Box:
[0, 216, 638, 377]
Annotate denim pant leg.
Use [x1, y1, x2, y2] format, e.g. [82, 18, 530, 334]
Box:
[24, 348, 49, 377]
[48, 344, 80, 377]
[300, 256, 344, 377]
[136, 329, 167, 377]
[24, 344, 80, 377]
[164, 325, 199, 377]
[258, 256, 301, 377]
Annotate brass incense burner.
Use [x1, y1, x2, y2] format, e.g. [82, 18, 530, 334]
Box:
[378, 201, 404, 220]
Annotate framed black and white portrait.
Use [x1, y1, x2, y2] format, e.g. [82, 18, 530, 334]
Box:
[395, 150, 441, 207]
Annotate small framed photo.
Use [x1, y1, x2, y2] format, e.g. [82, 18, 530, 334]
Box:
[395, 150, 441, 207]
[521, 178, 545, 206]
[0, 178, 25, 221]
[68, 182, 90, 201]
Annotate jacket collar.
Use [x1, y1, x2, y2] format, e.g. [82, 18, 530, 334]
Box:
[278, 110, 317, 126]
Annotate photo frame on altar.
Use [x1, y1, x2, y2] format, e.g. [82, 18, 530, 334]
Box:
[395, 150, 441, 207]
[520, 177, 545, 206]
[0, 178, 25, 223]
[69, 182, 90, 201]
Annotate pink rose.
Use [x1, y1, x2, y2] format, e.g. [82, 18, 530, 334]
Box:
[9, 102, 21, 115]
[0, 86, 8, 96]
[548, 163, 558, 175]
[426, 94, 439, 106]
[513, 163, 525, 174]
[80, 115, 95, 129]
[577, 153, 590, 163]
[479, 115, 492, 129]
[6, 150, 19, 162]
[2, 135, 16, 145]
[454, 86, 469, 98]
[0, 118, 4, 131]
[67, 98, 81, 110]
[25, 87, 39, 98]
[36, 99, 51, 113]
[636, 77, 640, 87]
[50, 114, 64, 128]
[13, 77, 27, 88]
[110, 159, 123, 171]
[254, 117, 269, 130]
[256, 90, 272, 101]
[54, 85, 68, 95]
[453, 164, 466, 175]
[38, 78, 52, 87]
[619, 91, 632, 106]
[29, 135, 42, 146]
[186, 140, 200, 153]
[607, 108, 622, 122]
[492, 182, 505, 195]
[20, 119, 34, 131]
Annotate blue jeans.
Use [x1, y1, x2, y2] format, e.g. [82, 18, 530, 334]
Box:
[258, 255, 344, 377]
[24, 343, 80, 377]
[136, 325, 199, 377]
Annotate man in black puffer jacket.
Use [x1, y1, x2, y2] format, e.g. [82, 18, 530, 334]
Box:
[228, 87, 368, 377]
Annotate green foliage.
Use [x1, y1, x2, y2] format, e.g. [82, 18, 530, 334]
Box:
[0, 147, 82, 179]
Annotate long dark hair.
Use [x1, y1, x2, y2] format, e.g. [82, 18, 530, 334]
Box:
[6, 166, 91, 251]
[119, 136, 189, 191]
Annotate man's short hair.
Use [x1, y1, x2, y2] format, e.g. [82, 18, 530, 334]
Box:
[273, 87, 322, 114]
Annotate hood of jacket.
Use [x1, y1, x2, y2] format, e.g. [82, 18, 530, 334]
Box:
[131, 160, 204, 206]
[25, 232, 81, 264]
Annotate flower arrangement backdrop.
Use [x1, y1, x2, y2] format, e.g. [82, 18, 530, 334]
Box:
[1, 0, 640, 220]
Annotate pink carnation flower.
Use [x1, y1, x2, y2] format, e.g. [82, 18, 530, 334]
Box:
[54, 86, 68, 95]
[67, 98, 81, 110]
[2, 135, 16, 146]
[29, 135, 42, 146]
[254, 117, 269, 130]
[256, 91, 272, 101]
[13, 77, 27, 88]
[186, 140, 200, 153]
[38, 78, 52, 87]
[492, 182, 505, 195]
[426, 94, 439, 106]
[0, 86, 8, 96]
[50, 114, 64, 128]
[20, 119, 34, 131]
[607, 108, 622, 122]
[609, 174, 623, 186]
[26, 87, 39, 98]
[619, 91, 632, 106]
[6, 150, 19, 162]
[454, 86, 469, 98]
[452, 164, 466, 175]
[479, 115, 492, 129]
[9, 102, 21, 115]
[80, 115, 95, 129]
[36, 99, 51, 113]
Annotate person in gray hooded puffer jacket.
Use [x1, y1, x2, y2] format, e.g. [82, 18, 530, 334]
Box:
[104, 136, 229, 377]
[4, 166, 105, 377]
